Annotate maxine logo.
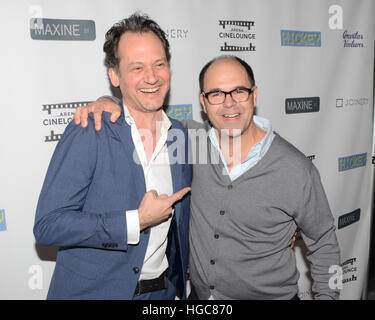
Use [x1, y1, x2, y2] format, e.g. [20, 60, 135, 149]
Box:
[0, 209, 7, 231]
[338, 153, 367, 172]
[281, 30, 321, 47]
[285, 97, 320, 114]
[338, 209, 361, 230]
[30, 18, 96, 41]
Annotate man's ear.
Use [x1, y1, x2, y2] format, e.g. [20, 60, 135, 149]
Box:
[252, 85, 258, 106]
[200, 93, 207, 114]
[108, 68, 120, 87]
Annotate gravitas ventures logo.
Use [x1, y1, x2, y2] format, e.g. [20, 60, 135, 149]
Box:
[30, 18, 96, 41]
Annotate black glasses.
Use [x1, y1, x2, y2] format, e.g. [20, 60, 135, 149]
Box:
[202, 87, 255, 105]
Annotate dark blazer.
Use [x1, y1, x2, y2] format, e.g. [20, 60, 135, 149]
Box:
[34, 112, 192, 299]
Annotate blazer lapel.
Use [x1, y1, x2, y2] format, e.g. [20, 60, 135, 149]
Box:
[167, 121, 184, 224]
[112, 116, 146, 200]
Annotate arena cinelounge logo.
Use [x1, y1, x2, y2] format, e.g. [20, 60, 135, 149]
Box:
[42, 101, 93, 142]
[218, 20, 256, 52]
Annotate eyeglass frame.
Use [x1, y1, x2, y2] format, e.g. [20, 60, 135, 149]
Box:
[201, 86, 255, 105]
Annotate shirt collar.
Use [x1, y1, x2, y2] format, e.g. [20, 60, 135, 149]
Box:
[123, 102, 171, 131]
[208, 115, 274, 161]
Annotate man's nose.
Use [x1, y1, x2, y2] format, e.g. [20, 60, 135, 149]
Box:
[223, 92, 235, 107]
[144, 66, 157, 84]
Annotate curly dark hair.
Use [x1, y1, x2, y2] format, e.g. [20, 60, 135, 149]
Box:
[103, 12, 171, 71]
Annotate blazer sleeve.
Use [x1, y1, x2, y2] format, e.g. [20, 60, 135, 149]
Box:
[34, 120, 129, 251]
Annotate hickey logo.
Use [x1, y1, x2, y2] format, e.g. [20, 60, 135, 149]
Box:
[285, 97, 320, 114]
[30, 18, 96, 41]
[281, 30, 321, 47]
[167, 104, 192, 121]
[338, 153, 367, 172]
[218, 20, 256, 52]
[338, 208, 361, 229]
[0, 209, 7, 232]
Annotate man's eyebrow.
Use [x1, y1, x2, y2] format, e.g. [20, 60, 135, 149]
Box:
[206, 86, 248, 93]
[127, 61, 143, 67]
[154, 58, 167, 63]
[206, 88, 222, 92]
[126, 58, 167, 67]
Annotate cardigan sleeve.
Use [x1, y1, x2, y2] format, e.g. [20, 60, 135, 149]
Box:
[295, 164, 341, 299]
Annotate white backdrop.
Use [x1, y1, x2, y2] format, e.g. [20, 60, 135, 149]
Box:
[0, 0, 374, 299]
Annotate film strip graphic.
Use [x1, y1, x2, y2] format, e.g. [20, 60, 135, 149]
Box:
[220, 42, 255, 52]
[219, 20, 254, 30]
[42, 101, 93, 115]
[43, 101, 92, 142]
[45, 130, 63, 142]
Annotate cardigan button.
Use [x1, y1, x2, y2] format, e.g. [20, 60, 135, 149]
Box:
[133, 267, 140, 274]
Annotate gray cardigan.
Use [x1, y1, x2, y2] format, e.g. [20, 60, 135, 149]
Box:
[184, 120, 340, 300]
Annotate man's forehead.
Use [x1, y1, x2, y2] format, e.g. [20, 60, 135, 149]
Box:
[204, 59, 250, 88]
[117, 31, 167, 61]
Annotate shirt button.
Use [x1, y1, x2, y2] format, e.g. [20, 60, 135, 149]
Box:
[219, 210, 225, 216]
[214, 234, 219, 239]
[210, 259, 215, 265]
[133, 267, 139, 274]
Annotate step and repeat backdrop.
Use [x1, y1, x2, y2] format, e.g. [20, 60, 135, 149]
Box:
[0, 0, 374, 299]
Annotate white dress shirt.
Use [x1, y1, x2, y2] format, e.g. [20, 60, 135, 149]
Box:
[123, 104, 174, 281]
